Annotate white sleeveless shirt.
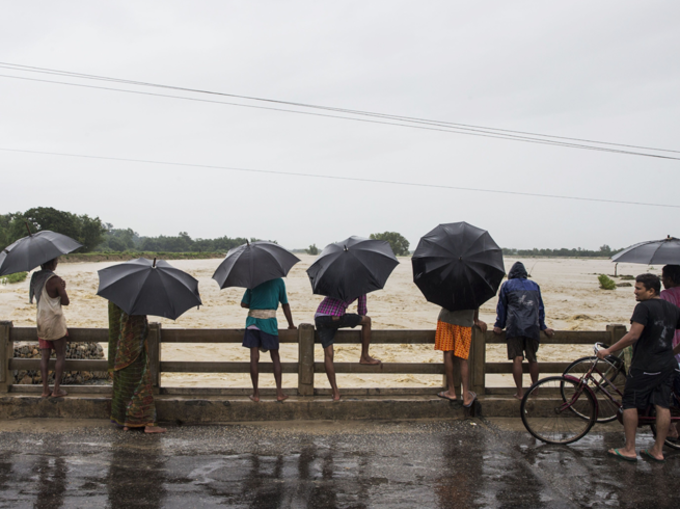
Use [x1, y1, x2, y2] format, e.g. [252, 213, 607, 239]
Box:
[36, 274, 68, 340]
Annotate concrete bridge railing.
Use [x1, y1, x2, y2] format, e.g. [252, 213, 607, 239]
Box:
[0, 321, 627, 397]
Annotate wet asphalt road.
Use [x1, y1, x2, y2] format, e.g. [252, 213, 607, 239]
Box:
[0, 418, 678, 509]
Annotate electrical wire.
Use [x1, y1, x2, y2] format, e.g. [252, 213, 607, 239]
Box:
[0, 147, 677, 209]
[0, 62, 678, 160]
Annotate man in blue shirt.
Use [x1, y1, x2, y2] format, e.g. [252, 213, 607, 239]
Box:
[241, 278, 296, 402]
[494, 262, 554, 399]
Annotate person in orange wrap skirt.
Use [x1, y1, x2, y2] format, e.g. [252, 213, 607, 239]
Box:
[435, 308, 487, 407]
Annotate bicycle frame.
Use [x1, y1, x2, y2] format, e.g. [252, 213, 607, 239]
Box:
[561, 374, 600, 417]
[570, 355, 680, 425]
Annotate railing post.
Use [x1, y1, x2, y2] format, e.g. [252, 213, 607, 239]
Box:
[606, 324, 627, 346]
[298, 323, 315, 396]
[0, 321, 12, 393]
[470, 326, 486, 396]
[148, 322, 162, 395]
[607, 323, 629, 370]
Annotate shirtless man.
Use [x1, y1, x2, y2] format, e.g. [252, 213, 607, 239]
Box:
[30, 258, 69, 398]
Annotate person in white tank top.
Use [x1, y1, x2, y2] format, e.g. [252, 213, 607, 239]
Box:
[30, 258, 70, 398]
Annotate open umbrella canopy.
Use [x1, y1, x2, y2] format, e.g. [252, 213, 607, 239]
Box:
[306, 236, 399, 302]
[97, 258, 201, 320]
[611, 236, 680, 265]
[212, 241, 300, 290]
[0, 230, 82, 276]
[412, 222, 505, 311]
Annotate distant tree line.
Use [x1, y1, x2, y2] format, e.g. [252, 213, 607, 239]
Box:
[2, 208, 624, 258]
[101, 226, 258, 253]
[502, 245, 622, 258]
[0, 207, 106, 252]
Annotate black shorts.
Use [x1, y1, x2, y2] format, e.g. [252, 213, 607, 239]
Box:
[621, 368, 674, 410]
[507, 336, 539, 362]
[314, 314, 363, 349]
[242, 328, 279, 350]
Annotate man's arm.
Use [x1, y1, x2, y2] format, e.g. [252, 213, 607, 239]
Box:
[597, 322, 644, 359]
[282, 303, 296, 329]
[493, 285, 507, 334]
[47, 276, 70, 306]
[357, 295, 367, 316]
[241, 289, 251, 309]
[474, 309, 487, 333]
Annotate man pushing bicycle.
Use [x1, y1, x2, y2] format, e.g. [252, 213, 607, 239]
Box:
[597, 273, 680, 462]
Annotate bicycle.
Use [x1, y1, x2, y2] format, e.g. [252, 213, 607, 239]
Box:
[520, 343, 680, 445]
[562, 349, 627, 423]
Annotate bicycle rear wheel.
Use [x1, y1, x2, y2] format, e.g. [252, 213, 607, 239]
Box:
[563, 356, 626, 423]
[521, 376, 597, 444]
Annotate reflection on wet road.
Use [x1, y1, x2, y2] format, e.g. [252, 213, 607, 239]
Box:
[0, 419, 678, 508]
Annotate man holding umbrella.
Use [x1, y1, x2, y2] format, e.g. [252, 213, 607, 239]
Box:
[315, 294, 380, 401]
[29, 258, 70, 398]
[307, 236, 399, 401]
[241, 278, 296, 402]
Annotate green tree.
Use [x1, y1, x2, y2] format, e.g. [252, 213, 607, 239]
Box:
[3, 207, 105, 252]
[369, 231, 410, 256]
[306, 244, 319, 255]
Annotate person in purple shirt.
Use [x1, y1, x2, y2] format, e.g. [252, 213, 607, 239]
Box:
[314, 294, 380, 400]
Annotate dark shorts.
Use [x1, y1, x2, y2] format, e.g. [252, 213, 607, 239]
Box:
[314, 314, 363, 349]
[507, 336, 539, 362]
[621, 368, 674, 410]
[242, 328, 279, 350]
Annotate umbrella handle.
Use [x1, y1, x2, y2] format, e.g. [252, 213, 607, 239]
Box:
[24, 221, 32, 236]
[152, 257, 157, 268]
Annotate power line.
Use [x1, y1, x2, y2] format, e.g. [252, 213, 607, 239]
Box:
[1, 146, 677, 209]
[0, 62, 678, 160]
[2, 73, 680, 162]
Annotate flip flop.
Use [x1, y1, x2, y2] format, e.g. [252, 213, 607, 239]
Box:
[641, 449, 665, 463]
[606, 449, 637, 462]
[463, 391, 477, 408]
[437, 391, 457, 403]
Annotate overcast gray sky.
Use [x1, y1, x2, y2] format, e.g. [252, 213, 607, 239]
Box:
[1, 1, 678, 251]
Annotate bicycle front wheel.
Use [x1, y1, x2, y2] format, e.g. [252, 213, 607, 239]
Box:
[521, 376, 597, 445]
[563, 356, 626, 423]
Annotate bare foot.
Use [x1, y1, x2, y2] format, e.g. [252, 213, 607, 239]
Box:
[249, 394, 260, 403]
[144, 426, 167, 434]
[513, 394, 523, 401]
[359, 356, 381, 365]
[123, 427, 130, 431]
[51, 389, 68, 398]
[277, 393, 289, 402]
[332, 392, 341, 401]
[41, 390, 51, 398]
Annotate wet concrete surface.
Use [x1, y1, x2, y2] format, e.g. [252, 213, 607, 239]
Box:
[0, 418, 678, 509]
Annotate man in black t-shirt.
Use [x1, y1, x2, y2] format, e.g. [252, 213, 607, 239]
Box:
[597, 273, 680, 462]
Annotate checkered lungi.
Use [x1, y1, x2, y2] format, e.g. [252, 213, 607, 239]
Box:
[435, 321, 472, 359]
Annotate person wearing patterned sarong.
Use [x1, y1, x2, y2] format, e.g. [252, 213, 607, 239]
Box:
[435, 308, 486, 407]
[108, 302, 165, 433]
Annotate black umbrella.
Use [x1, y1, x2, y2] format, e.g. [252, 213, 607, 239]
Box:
[0, 230, 82, 276]
[611, 236, 680, 265]
[97, 258, 201, 320]
[306, 236, 399, 302]
[412, 222, 505, 311]
[212, 241, 300, 290]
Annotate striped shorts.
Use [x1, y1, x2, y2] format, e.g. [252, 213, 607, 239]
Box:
[435, 321, 472, 359]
